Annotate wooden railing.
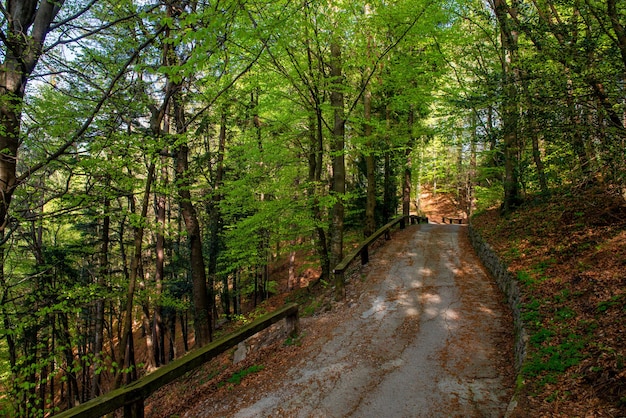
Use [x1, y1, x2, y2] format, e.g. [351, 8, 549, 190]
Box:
[54, 303, 299, 418]
[332, 215, 407, 284]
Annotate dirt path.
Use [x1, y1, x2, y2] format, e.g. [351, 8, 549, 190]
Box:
[178, 224, 515, 417]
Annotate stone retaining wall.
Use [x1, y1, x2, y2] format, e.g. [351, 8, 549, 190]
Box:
[468, 225, 528, 372]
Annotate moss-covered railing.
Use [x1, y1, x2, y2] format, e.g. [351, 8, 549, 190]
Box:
[332, 215, 407, 287]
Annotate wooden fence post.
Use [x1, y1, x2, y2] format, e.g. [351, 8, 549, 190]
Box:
[334, 270, 345, 300]
[286, 309, 299, 337]
[124, 399, 144, 418]
[360, 246, 369, 265]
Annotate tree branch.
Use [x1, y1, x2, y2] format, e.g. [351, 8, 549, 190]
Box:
[16, 24, 167, 184]
[50, 0, 98, 30]
[346, 4, 430, 118]
[185, 44, 266, 129]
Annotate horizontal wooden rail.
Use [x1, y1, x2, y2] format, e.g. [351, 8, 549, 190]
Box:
[54, 303, 299, 418]
[409, 214, 429, 225]
[333, 215, 406, 280]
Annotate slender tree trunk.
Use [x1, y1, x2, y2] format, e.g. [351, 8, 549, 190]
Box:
[154, 158, 167, 366]
[148, 17, 178, 367]
[233, 268, 241, 315]
[383, 107, 394, 221]
[364, 82, 377, 237]
[524, 90, 549, 195]
[403, 108, 415, 221]
[494, 0, 522, 213]
[172, 88, 212, 347]
[308, 108, 330, 282]
[416, 144, 423, 213]
[91, 196, 109, 398]
[210, 111, 226, 317]
[330, 40, 346, 300]
[301, 29, 330, 284]
[0, 246, 17, 399]
[141, 303, 156, 371]
[383, 153, 394, 221]
[288, 246, 298, 290]
[565, 74, 592, 178]
[253, 94, 270, 303]
[167, 309, 177, 361]
[58, 313, 80, 409]
[116, 163, 156, 387]
[180, 308, 189, 352]
[467, 113, 478, 216]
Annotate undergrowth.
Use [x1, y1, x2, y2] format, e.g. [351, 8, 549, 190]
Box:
[218, 364, 265, 389]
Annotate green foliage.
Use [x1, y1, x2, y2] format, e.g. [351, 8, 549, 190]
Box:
[596, 295, 624, 313]
[302, 300, 324, 317]
[473, 184, 503, 215]
[220, 364, 265, 387]
[522, 333, 588, 388]
[284, 332, 304, 347]
[521, 297, 543, 327]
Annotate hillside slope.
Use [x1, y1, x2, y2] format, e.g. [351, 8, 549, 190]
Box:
[472, 186, 626, 417]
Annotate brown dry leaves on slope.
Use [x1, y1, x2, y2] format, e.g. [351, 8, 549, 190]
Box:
[473, 186, 626, 417]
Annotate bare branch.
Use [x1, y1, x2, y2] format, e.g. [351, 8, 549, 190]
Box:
[50, 0, 98, 30]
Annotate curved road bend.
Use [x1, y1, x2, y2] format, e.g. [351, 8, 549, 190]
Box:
[190, 223, 516, 417]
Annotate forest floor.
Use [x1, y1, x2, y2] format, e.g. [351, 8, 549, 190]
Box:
[472, 185, 626, 417]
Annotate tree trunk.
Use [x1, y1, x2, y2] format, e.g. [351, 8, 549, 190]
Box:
[58, 313, 80, 409]
[116, 163, 155, 388]
[403, 108, 414, 220]
[308, 108, 330, 283]
[364, 86, 377, 237]
[210, 111, 226, 317]
[154, 157, 167, 366]
[0, 1, 61, 236]
[172, 88, 212, 347]
[565, 74, 592, 178]
[330, 40, 346, 300]
[494, 0, 522, 213]
[167, 309, 177, 361]
[91, 196, 109, 398]
[288, 247, 298, 290]
[141, 303, 156, 371]
[383, 107, 394, 221]
[524, 90, 549, 195]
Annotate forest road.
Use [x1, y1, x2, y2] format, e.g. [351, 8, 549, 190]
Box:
[185, 223, 516, 418]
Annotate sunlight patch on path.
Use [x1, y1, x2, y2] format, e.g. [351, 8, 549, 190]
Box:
[361, 295, 398, 320]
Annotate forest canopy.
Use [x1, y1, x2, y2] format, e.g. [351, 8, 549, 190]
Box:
[0, 0, 624, 415]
